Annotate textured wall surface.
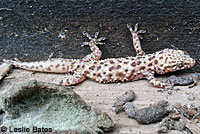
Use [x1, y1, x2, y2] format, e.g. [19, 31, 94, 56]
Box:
[0, 0, 199, 72]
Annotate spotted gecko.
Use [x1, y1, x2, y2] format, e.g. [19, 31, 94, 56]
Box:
[3, 24, 196, 89]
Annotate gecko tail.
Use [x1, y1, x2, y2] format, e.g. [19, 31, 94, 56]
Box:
[3, 59, 76, 73]
[3, 59, 19, 66]
[3, 59, 38, 69]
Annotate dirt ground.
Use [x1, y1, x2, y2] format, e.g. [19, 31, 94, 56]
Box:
[1, 69, 199, 134]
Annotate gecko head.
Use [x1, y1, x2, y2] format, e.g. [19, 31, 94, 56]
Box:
[155, 49, 196, 74]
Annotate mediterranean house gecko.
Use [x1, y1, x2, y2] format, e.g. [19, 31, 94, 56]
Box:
[3, 24, 196, 89]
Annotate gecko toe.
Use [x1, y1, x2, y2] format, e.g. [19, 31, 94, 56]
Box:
[127, 24, 132, 29]
[127, 24, 134, 33]
[138, 30, 146, 34]
[82, 31, 92, 40]
[134, 23, 139, 32]
[98, 37, 106, 41]
[94, 31, 99, 38]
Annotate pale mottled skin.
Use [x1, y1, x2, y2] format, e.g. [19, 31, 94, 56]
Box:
[4, 24, 196, 89]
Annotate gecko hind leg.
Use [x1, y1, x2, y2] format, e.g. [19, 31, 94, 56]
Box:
[59, 72, 86, 86]
[127, 23, 146, 56]
[81, 31, 106, 61]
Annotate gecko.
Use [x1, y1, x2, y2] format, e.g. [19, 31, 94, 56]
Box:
[3, 24, 196, 89]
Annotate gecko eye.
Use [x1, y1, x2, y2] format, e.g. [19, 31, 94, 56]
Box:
[176, 61, 183, 67]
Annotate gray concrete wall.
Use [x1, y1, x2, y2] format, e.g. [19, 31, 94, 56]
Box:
[0, 0, 199, 72]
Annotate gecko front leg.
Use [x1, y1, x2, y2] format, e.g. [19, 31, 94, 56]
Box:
[145, 72, 173, 90]
[81, 31, 106, 61]
[127, 23, 146, 56]
[57, 32, 105, 85]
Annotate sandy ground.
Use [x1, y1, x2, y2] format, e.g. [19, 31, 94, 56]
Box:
[0, 69, 200, 134]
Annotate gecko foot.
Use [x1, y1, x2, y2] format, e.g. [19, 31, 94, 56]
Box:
[82, 31, 106, 47]
[157, 85, 180, 93]
[127, 23, 146, 39]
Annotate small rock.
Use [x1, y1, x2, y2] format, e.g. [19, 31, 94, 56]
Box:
[124, 102, 136, 118]
[171, 113, 181, 120]
[186, 107, 198, 117]
[113, 90, 136, 114]
[157, 126, 169, 133]
[185, 91, 191, 94]
[0, 80, 115, 133]
[173, 120, 185, 131]
[124, 102, 169, 124]
[187, 93, 195, 101]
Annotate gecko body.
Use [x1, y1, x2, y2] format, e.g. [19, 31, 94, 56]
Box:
[4, 24, 196, 89]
